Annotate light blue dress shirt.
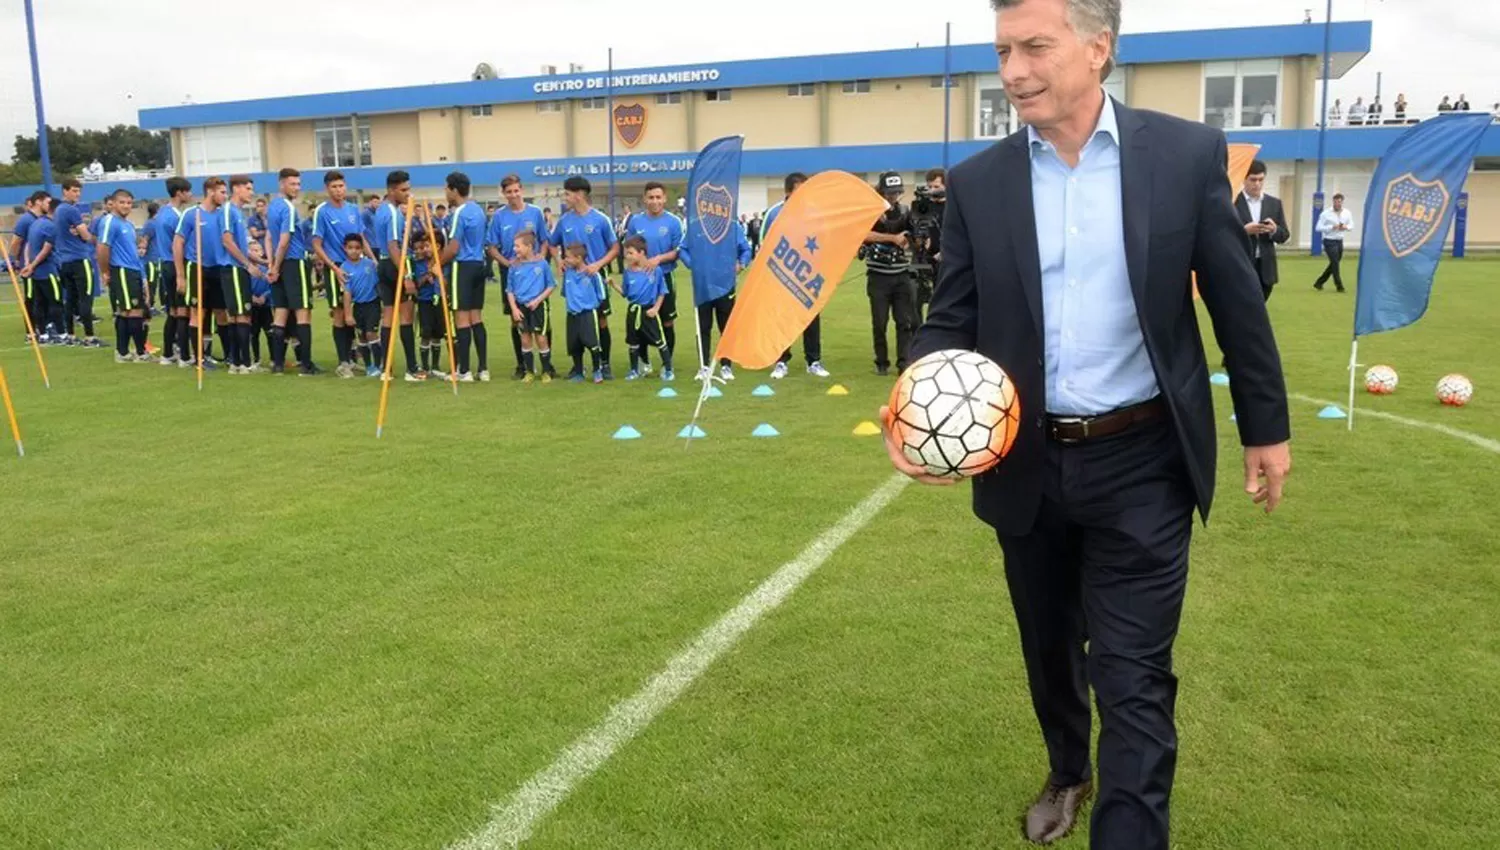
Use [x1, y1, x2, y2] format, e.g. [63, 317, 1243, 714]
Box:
[1028, 95, 1160, 417]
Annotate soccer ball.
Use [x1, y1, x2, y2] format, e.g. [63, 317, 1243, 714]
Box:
[887, 350, 1021, 479]
[1436, 374, 1474, 407]
[1364, 365, 1399, 395]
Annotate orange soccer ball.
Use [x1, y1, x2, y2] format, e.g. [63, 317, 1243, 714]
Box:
[887, 350, 1021, 479]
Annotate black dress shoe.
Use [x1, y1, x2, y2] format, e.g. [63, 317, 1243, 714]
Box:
[1023, 779, 1093, 845]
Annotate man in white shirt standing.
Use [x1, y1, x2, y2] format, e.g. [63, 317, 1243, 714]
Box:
[1315, 192, 1354, 292]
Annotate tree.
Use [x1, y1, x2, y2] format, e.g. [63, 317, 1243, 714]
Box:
[12, 124, 171, 173]
[0, 160, 69, 188]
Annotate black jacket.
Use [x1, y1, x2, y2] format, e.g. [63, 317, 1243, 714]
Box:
[910, 100, 1290, 536]
[1234, 192, 1291, 286]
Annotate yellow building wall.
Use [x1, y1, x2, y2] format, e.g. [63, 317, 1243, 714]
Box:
[1460, 172, 1500, 246]
[461, 103, 569, 161]
[1281, 56, 1319, 130]
[827, 77, 965, 146]
[696, 86, 820, 150]
[571, 102, 614, 157]
[417, 109, 458, 164]
[369, 113, 420, 165]
[265, 120, 317, 171]
[1128, 62, 1203, 122]
[567, 96, 693, 156]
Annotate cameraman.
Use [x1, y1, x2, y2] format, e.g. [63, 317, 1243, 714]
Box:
[863, 171, 918, 376]
[911, 168, 947, 319]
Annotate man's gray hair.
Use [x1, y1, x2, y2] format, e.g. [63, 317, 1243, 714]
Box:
[992, 0, 1121, 80]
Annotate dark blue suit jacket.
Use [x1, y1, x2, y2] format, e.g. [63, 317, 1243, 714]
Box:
[911, 100, 1290, 536]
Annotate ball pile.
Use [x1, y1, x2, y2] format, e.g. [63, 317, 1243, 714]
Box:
[1364, 365, 1399, 395]
[888, 350, 1021, 479]
[1436, 374, 1474, 407]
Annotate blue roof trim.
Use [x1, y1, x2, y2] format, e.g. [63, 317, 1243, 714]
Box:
[14, 122, 1480, 209]
[137, 21, 1372, 129]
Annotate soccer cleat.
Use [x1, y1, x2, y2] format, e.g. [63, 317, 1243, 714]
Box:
[662, 368, 675, 382]
[625, 369, 641, 381]
[458, 372, 475, 383]
[522, 373, 535, 384]
[271, 363, 285, 375]
[512, 367, 527, 380]
[569, 372, 585, 383]
[83, 337, 105, 349]
[808, 361, 831, 378]
[135, 353, 155, 364]
[246, 363, 264, 374]
[601, 364, 614, 381]
[478, 370, 492, 383]
[160, 355, 179, 367]
[771, 362, 789, 380]
[178, 357, 194, 369]
[115, 353, 135, 364]
[541, 372, 553, 384]
[696, 366, 712, 381]
[720, 364, 735, 381]
[429, 369, 449, 380]
[592, 369, 604, 384]
[641, 363, 654, 376]
[366, 365, 382, 378]
[336, 363, 354, 379]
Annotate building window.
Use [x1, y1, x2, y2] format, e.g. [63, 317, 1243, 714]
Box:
[705, 89, 732, 102]
[469, 104, 493, 117]
[787, 83, 815, 97]
[536, 101, 562, 114]
[313, 117, 372, 169]
[929, 76, 958, 89]
[975, 75, 1014, 139]
[654, 92, 682, 105]
[181, 122, 263, 177]
[580, 96, 608, 110]
[841, 79, 871, 94]
[1203, 59, 1281, 129]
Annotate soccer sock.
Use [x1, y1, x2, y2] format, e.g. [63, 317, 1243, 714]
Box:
[400, 325, 418, 373]
[132, 318, 148, 355]
[473, 322, 489, 372]
[370, 337, 385, 370]
[237, 324, 252, 366]
[216, 324, 232, 362]
[422, 342, 434, 372]
[115, 322, 129, 356]
[664, 324, 677, 357]
[660, 344, 672, 372]
[456, 327, 472, 374]
[522, 348, 535, 375]
[590, 350, 602, 372]
[629, 348, 640, 372]
[540, 350, 553, 374]
[599, 326, 612, 368]
[270, 325, 286, 366]
[510, 324, 524, 371]
[331, 325, 344, 363]
[296, 323, 312, 368]
[336, 325, 354, 364]
[163, 316, 177, 358]
[572, 352, 584, 374]
[178, 318, 192, 361]
[379, 325, 393, 368]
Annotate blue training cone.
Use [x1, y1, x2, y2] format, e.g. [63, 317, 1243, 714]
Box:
[658, 387, 678, 399]
[1318, 405, 1347, 420]
[706, 386, 724, 399]
[752, 384, 775, 398]
[678, 424, 708, 439]
[1210, 372, 1230, 387]
[613, 425, 643, 440]
[751, 423, 780, 438]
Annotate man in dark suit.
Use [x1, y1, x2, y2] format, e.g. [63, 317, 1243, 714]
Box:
[879, 1, 1292, 848]
[1234, 159, 1291, 300]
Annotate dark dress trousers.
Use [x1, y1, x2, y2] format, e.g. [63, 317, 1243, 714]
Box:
[1234, 191, 1291, 299]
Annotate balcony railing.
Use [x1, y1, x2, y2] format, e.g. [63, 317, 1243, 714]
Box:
[1323, 107, 1500, 128]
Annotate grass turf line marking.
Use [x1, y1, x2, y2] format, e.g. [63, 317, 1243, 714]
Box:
[1290, 392, 1499, 454]
[447, 473, 911, 850]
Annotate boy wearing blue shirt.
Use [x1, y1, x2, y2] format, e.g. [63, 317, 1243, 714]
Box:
[312, 170, 371, 378]
[340, 234, 384, 378]
[152, 177, 192, 365]
[172, 176, 229, 368]
[266, 168, 319, 376]
[374, 170, 423, 381]
[561, 243, 605, 383]
[439, 171, 490, 382]
[220, 174, 264, 374]
[248, 241, 274, 366]
[615, 235, 673, 381]
[96, 189, 151, 362]
[19, 199, 63, 343]
[549, 176, 619, 379]
[410, 233, 447, 377]
[486, 173, 553, 379]
[504, 231, 557, 382]
[54, 179, 103, 346]
[623, 181, 685, 367]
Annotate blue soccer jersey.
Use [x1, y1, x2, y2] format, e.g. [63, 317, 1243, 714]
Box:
[341, 258, 378, 303]
[624, 211, 684, 274]
[622, 265, 666, 307]
[313, 200, 364, 265]
[486, 204, 549, 261]
[175, 206, 227, 266]
[373, 201, 407, 259]
[506, 258, 555, 304]
[13, 212, 36, 264]
[97, 214, 141, 272]
[223, 204, 251, 263]
[563, 267, 604, 313]
[150, 206, 181, 264]
[53, 202, 90, 262]
[446, 201, 487, 262]
[549, 208, 617, 266]
[25, 217, 58, 279]
[410, 257, 436, 302]
[266, 196, 307, 261]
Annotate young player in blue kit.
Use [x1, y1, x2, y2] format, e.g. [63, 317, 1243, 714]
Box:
[623, 181, 685, 371]
[616, 235, 673, 381]
[550, 176, 618, 379]
[96, 189, 152, 363]
[220, 175, 264, 374]
[440, 171, 491, 382]
[247, 240, 274, 366]
[340, 234, 384, 378]
[19, 199, 63, 343]
[560, 243, 605, 384]
[486, 173, 551, 379]
[54, 178, 103, 347]
[172, 177, 228, 369]
[504, 231, 556, 382]
[312, 170, 370, 378]
[410, 233, 446, 378]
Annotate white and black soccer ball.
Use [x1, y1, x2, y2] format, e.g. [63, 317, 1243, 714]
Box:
[1436, 374, 1474, 407]
[887, 349, 1021, 479]
[1365, 365, 1399, 395]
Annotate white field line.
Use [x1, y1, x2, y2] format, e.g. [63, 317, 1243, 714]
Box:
[1289, 391, 1499, 454]
[447, 473, 911, 850]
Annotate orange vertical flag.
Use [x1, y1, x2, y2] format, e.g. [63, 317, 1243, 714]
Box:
[715, 171, 886, 369]
[1194, 142, 1263, 300]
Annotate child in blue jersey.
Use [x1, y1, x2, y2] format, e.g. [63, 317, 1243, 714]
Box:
[411, 233, 448, 377]
[561, 243, 605, 383]
[340, 234, 384, 377]
[248, 240, 274, 366]
[615, 235, 673, 381]
[504, 231, 557, 382]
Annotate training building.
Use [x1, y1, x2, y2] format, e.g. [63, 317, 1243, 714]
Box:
[8, 18, 1500, 248]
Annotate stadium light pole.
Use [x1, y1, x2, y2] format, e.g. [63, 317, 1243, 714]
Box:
[1312, 0, 1333, 256]
[942, 22, 952, 171]
[23, 0, 54, 194]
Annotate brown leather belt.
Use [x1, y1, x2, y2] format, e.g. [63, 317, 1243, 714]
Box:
[1046, 397, 1167, 444]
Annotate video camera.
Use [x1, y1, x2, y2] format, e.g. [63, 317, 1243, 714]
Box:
[908, 184, 945, 274]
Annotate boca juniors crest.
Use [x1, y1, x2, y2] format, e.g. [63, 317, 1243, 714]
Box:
[613, 102, 647, 148]
[694, 182, 734, 245]
[1382, 173, 1451, 258]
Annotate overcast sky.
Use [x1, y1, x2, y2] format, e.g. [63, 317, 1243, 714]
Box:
[0, 0, 1492, 163]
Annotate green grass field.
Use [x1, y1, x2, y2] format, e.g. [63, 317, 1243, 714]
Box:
[1, 255, 1497, 849]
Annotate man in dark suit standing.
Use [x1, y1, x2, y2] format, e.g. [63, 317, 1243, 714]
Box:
[1234, 159, 1291, 300]
[880, 1, 1292, 848]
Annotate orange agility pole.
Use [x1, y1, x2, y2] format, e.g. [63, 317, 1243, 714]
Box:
[3, 259, 50, 389]
[194, 210, 205, 391]
[417, 202, 460, 396]
[375, 195, 418, 438]
[0, 364, 23, 457]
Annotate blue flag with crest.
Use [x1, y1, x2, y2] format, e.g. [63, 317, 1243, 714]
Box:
[685, 135, 744, 307]
[1354, 113, 1492, 337]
